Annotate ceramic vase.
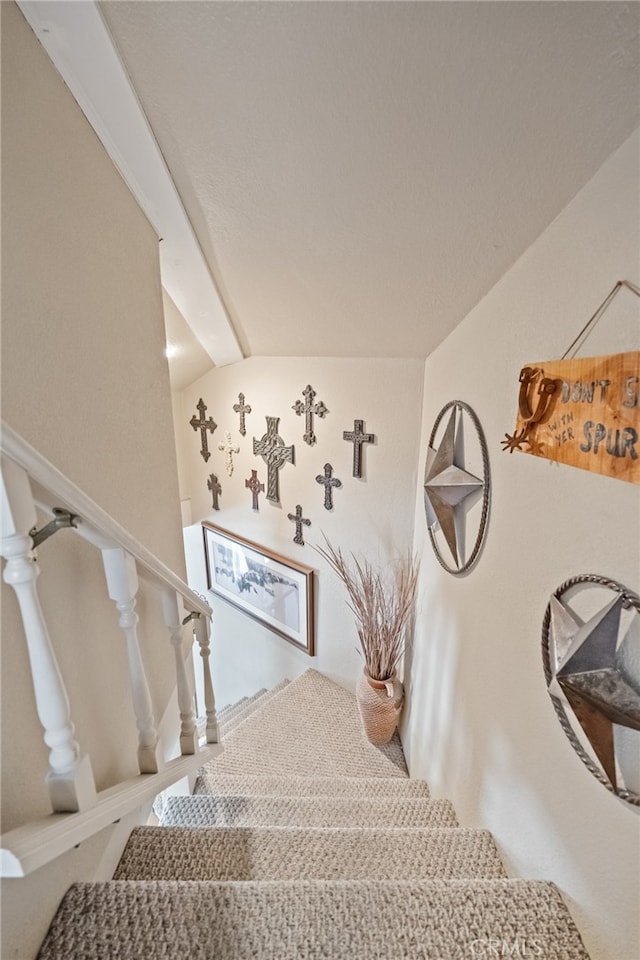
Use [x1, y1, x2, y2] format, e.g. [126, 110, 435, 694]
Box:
[355, 669, 404, 745]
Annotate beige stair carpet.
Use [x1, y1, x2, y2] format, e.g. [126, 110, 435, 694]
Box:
[36, 671, 591, 959]
[218, 679, 290, 737]
[160, 794, 458, 829]
[36, 879, 590, 960]
[194, 773, 430, 798]
[200, 669, 407, 778]
[115, 825, 506, 881]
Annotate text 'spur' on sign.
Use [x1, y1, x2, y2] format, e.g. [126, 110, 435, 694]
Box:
[503, 351, 639, 486]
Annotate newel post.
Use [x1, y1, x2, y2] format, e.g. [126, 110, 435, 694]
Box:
[0, 455, 97, 812]
[101, 547, 161, 774]
[193, 613, 219, 743]
[161, 590, 198, 755]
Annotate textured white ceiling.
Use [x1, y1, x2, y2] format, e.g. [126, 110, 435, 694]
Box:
[101, 1, 639, 361]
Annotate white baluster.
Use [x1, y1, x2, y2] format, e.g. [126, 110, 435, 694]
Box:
[161, 590, 198, 755]
[194, 614, 219, 743]
[0, 456, 97, 812]
[101, 547, 160, 774]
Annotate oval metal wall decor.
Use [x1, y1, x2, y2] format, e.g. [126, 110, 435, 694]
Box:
[542, 575, 640, 806]
[423, 400, 490, 575]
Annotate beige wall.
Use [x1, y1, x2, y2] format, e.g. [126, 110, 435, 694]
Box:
[404, 130, 640, 960]
[1, 4, 186, 957]
[179, 355, 424, 704]
[1, 2, 184, 573]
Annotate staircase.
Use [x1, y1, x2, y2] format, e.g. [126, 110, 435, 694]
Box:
[36, 671, 590, 959]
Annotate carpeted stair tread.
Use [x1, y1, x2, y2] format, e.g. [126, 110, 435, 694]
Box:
[114, 825, 506, 881]
[194, 773, 430, 798]
[219, 680, 290, 737]
[36, 879, 589, 960]
[218, 694, 258, 723]
[200, 670, 408, 778]
[218, 696, 250, 719]
[160, 794, 458, 829]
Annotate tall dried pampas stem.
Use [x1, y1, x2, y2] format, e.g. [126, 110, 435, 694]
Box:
[315, 537, 419, 681]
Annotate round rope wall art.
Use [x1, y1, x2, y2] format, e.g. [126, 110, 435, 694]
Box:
[542, 574, 640, 806]
[423, 400, 491, 575]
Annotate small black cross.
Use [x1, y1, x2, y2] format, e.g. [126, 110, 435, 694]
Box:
[253, 416, 295, 503]
[190, 398, 217, 462]
[245, 470, 265, 511]
[207, 474, 222, 511]
[292, 384, 328, 445]
[316, 463, 342, 511]
[233, 393, 252, 437]
[343, 419, 375, 478]
[287, 504, 311, 546]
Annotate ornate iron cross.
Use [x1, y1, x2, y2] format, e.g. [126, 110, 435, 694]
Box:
[207, 474, 222, 511]
[253, 417, 295, 503]
[245, 469, 265, 511]
[233, 393, 252, 437]
[343, 419, 375, 478]
[190, 398, 217, 462]
[292, 384, 328, 445]
[218, 431, 240, 476]
[288, 504, 311, 545]
[315, 463, 342, 511]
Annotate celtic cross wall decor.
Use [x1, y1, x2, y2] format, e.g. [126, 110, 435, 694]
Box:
[253, 416, 295, 504]
[423, 401, 490, 575]
[245, 470, 265, 511]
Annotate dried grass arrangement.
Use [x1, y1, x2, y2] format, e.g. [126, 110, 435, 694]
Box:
[315, 538, 419, 682]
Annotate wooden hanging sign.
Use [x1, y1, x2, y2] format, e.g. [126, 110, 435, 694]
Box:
[503, 351, 639, 485]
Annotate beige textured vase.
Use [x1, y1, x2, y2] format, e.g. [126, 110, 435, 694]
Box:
[355, 669, 404, 745]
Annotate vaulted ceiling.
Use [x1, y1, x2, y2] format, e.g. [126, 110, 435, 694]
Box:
[21, 1, 640, 373]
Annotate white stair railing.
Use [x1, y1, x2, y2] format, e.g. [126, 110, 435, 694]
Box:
[103, 547, 162, 775]
[162, 589, 199, 756]
[194, 612, 220, 744]
[1, 455, 98, 814]
[0, 421, 221, 876]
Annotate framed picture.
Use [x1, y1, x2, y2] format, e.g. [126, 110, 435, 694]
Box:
[202, 521, 315, 655]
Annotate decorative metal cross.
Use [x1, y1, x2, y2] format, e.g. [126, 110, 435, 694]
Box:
[245, 470, 265, 511]
[190, 398, 217, 462]
[315, 463, 342, 511]
[218, 431, 240, 477]
[233, 393, 252, 437]
[343, 419, 375, 478]
[253, 416, 295, 503]
[292, 384, 328, 445]
[287, 504, 311, 546]
[207, 474, 222, 511]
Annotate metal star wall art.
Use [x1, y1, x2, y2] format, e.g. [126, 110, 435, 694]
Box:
[423, 401, 490, 575]
[543, 575, 640, 805]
